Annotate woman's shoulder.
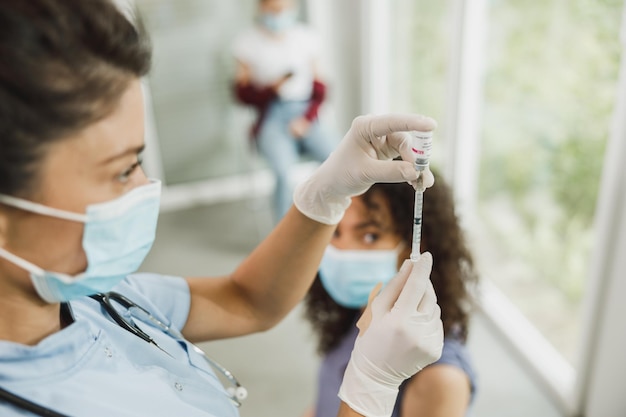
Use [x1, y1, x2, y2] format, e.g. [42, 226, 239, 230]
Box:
[438, 336, 473, 372]
[395, 338, 476, 416]
[108, 273, 191, 331]
[428, 335, 478, 402]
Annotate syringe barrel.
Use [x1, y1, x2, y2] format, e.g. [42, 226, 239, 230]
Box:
[411, 131, 433, 171]
[411, 189, 424, 260]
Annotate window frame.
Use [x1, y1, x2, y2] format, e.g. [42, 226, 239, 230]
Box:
[573, 5, 626, 414]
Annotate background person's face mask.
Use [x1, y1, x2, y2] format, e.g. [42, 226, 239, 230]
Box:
[258, 10, 297, 33]
[318, 243, 402, 308]
[0, 180, 161, 303]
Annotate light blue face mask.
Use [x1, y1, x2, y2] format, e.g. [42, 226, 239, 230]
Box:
[0, 180, 161, 303]
[318, 244, 402, 309]
[258, 10, 297, 33]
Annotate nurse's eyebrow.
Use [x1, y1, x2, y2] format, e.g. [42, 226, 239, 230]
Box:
[101, 144, 145, 165]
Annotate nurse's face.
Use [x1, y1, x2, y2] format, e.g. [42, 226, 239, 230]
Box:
[0, 79, 148, 292]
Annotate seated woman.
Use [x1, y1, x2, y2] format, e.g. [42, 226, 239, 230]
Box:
[304, 172, 479, 417]
[231, 0, 337, 222]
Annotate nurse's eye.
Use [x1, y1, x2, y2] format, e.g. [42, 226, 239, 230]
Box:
[363, 233, 379, 244]
[116, 155, 143, 183]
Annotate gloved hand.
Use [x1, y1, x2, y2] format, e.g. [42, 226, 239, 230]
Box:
[293, 113, 436, 225]
[338, 253, 444, 417]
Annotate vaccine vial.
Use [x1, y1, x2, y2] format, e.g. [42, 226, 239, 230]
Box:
[411, 130, 432, 171]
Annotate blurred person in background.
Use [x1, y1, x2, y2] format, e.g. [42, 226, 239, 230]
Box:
[232, 0, 337, 222]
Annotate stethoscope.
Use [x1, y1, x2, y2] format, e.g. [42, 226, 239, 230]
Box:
[0, 292, 248, 417]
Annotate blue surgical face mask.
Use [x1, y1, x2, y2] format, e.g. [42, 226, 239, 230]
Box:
[0, 180, 161, 303]
[258, 10, 297, 33]
[318, 243, 403, 308]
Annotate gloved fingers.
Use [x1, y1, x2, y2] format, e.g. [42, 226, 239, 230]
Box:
[418, 316, 445, 363]
[356, 282, 383, 336]
[352, 113, 437, 139]
[392, 252, 433, 316]
[361, 159, 419, 185]
[428, 304, 443, 323]
[408, 168, 435, 190]
[409, 306, 443, 345]
[424, 314, 445, 356]
[409, 305, 443, 334]
[371, 135, 402, 160]
[421, 168, 435, 188]
[386, 131, 415, 163]
[373, 259, 413, 312]
[416, 281, 438, 315]
[383, 133, 436, 190]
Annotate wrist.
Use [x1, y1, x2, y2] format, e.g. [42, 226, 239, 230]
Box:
[293, 175, 350, 225]
[338, 355, 400, 417]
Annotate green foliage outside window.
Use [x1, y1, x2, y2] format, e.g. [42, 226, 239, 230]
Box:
[391, 0, 622, 364]
[479, 0, 621, 301]
[393, 0, 621, 305]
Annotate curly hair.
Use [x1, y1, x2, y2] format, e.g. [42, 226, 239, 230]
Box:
[304, 170, 479, 355]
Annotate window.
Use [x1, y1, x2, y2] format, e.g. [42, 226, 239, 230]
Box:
[474, 0, 621, 365]
[386, 0, 623, 411]
[388, 0, 454, 170]
[389, 0, 621, 362]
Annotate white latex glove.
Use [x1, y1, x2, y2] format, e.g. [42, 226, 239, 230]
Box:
[338, 253, 444, 417]
[293, 113, 436, 225]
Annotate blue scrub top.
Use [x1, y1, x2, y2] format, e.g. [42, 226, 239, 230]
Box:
[0, 274, 239, 417]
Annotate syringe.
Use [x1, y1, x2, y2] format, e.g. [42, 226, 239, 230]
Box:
[410, 131, 432, 261]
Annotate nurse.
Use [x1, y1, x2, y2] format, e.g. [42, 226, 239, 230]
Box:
[0, 1, 442, 417]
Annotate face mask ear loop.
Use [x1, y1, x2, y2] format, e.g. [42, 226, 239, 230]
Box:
[0, 195, 87, 223]
[0, 247, 79, 303]
[0, 247, 46, 276]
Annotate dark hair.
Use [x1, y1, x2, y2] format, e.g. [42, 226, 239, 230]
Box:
[304, 170, 479, 355]
[0, 0, 151, 197]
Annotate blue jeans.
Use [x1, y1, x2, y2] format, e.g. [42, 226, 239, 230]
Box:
[256, 100, 337, 221]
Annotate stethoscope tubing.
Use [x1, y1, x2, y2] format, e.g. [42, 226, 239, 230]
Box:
[0, 385, 70, 417]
